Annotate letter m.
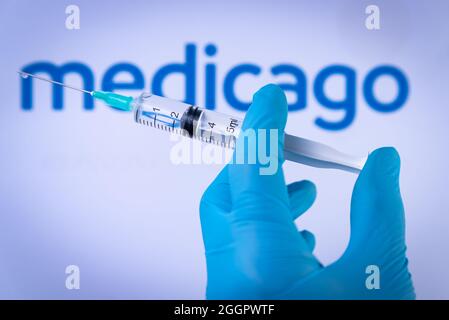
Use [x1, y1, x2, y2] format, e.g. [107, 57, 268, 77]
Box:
[21, 62, 94, 110]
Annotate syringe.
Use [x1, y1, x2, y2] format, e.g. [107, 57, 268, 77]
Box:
[18, 71, 367, 173]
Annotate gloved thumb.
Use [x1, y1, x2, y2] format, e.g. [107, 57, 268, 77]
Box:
[346, 147, 405, 254]
[228, 84, 290, 221]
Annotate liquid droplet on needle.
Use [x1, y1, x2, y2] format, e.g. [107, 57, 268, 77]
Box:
[16, 71, 92, 95]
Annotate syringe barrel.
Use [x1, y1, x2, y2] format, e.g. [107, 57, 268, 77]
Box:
[193, 107, 241, 148]
[132, 93, 242, 148]
[131, 93, 366, 173]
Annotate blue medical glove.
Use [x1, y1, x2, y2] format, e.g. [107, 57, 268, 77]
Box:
[200, 84, 415, 299]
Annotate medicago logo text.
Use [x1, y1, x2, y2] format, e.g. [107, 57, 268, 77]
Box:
[20, 43, 409, 131]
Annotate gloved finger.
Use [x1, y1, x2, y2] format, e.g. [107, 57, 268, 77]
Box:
[228, 84, 291, 223]
[288, 180, 317, 220]
[300, 230, 316, 252]
[200, 167, 233, 252]
[201, 166, 231, 212]
[346, 147, 405, 254]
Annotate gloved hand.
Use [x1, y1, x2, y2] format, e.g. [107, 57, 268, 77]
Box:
[200, 84, 415, 299]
